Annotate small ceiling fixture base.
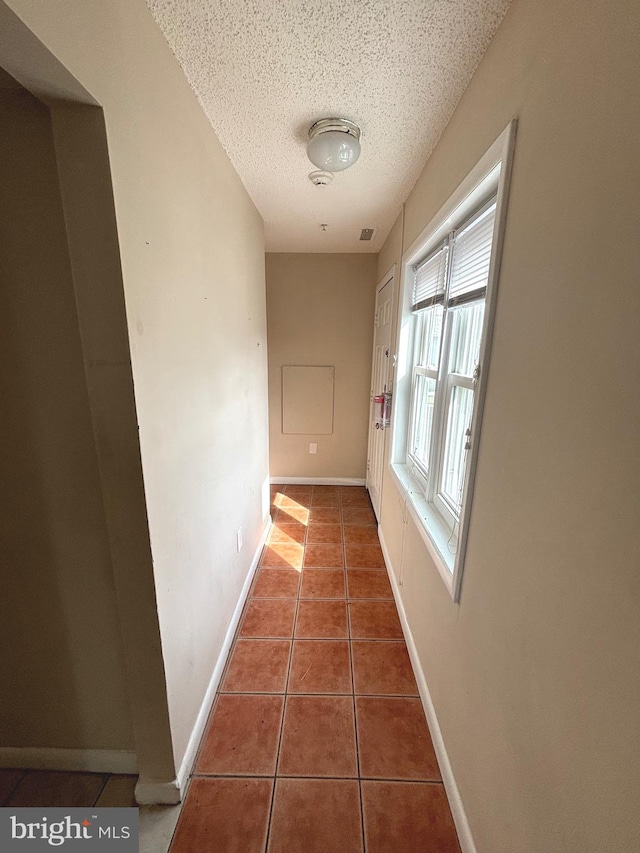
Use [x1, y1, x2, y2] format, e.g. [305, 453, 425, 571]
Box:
[309, 170, 334, 186]
[307, 118, 361, 173]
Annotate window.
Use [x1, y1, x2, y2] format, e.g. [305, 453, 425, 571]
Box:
[408, 199, 495, 526]
[390, 122, 515, 601]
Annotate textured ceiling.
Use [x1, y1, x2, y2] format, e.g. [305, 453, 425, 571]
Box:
[147, 0, 510, 253]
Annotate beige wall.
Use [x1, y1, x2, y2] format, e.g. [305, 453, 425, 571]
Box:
[2, 0, 270, 787]
[266, 253, 377, 480]
[376, 209, 403, 287]
[0, 77, 134, 752]
[378, 0, 640, 851]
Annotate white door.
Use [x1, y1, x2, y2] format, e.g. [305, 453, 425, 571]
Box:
[367, 275, 394, 519]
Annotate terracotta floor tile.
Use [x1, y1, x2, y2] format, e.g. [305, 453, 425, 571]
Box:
[347, 570, 393, 599]
[284, 483, 313, 500]
[345, 543, 386, 569]
[311, 492, 340, 506]
[273, 506, 309, 525]
[343, 524, 380, 545]
[273, 493, 310, 510]
[285, 485, 313, 497]
[295, 600, 348, 638]
[352, 641, 418, 696]
[278, 695, 357, 777]
[7, 771, 106, 807]
[307, 507, 341, 524]
[0, 770, 24, 805]
[282, 499, 311, 511]
[300, 569, 345, 599]
[342, 506, 377, 525]
[95, 775, 137, 807]
[313, 486, 340, 495]
[252, 569, 300, 598]
[303, 543, 344, 568]
[289, 496, 314, 511]
[341, 496, 372, 508]
[268, 778, 363, 853]
[170, 488, 462, 852]
[361, 781, 460, 853]
[356, 697, 441, 781]
[170, 777, 272, 853]
[268, 522, 306, 545]
[240, 599, 296, 638]
[260, 542, 304, 569]
[349, 601, 403, 639]
[221, 639, 291, 693]
[306, 523, 343, 544]
[196, 694, 283, 775]
[340, 487, 371, 506]
[288, 640, 352, 694]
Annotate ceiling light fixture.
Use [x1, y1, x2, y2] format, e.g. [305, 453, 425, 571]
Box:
[307, 118, 361, 173]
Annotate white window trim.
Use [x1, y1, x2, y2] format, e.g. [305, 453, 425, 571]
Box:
[389, 121, 517, 602]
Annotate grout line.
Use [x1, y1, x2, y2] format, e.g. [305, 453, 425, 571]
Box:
[181, 490, 418, 851]
[337, 636, 407, 642]
[190, 772, 445, 784]
[1, 770, 26, 806]
[215, 688, 417, 697]
[342, 493, 367, 853]
[264, 492, 307, 853]
[193, 772, 280, 780]
[93, 774, 111, 807]
[172, 770, 445, 785]
[352, 639, 367, 852]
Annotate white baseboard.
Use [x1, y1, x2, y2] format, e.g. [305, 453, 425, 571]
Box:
[270, 477, 366, 486]
[378, 527, 477, 853]
[149, 516, 271, 805]
[0, 747, 137, 775]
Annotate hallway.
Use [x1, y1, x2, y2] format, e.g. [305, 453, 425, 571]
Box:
[169, 485, 460, 852]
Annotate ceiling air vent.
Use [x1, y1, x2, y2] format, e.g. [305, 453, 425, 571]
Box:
[359, 228, 375, 241]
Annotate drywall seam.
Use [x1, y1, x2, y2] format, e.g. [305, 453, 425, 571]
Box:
[0, 748, 137, 775]
[379, 527, 478, 853]
[269, 477, 366, 486]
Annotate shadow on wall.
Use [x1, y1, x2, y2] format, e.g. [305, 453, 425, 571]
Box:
[0, 74, 104, 749]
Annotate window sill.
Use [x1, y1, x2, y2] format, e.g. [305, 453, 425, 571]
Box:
[389, 462, 457, 599]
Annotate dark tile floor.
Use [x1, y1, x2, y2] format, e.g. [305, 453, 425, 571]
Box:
[169, 484, 461, 853]
[0, 769, 137, 808]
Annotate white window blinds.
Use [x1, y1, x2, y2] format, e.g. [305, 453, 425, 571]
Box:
[412, 244, 447, 311]
[448, 200, 497, 306]
[411, 197, 497, 312]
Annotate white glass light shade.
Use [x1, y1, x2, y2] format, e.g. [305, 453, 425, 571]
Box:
[307, 131, 361, 171]
[307, 120, 361, 172]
